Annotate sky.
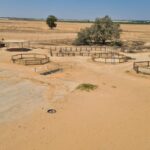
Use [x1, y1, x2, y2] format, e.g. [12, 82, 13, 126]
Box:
[0, 0, 150, 20]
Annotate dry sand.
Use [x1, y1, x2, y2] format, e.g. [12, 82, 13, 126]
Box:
[0, 20, 150, 150]
[0, 47, 150, 150]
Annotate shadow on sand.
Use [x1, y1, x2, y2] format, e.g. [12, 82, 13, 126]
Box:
[7, 48, 31, 52]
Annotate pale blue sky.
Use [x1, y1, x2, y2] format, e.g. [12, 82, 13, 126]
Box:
[0, 0, 150, 20]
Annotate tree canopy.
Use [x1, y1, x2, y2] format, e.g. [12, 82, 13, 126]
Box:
[75, 16, 122, 45]
[46, 15, 58, 29]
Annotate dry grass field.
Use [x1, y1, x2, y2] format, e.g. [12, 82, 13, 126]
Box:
[0, 19, 150, 150]
[0, 20, 150, 42]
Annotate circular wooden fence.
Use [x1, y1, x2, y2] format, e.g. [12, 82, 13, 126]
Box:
[92, 52, 128, 64]
[133, 61, 150, 75]
[12, 53, 50, 65]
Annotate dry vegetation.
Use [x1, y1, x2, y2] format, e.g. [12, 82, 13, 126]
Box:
[0, 20, 150, 43]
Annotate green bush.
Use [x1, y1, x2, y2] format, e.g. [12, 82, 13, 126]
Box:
[76, 83, 98, 92]
[110, 40, 123, 47]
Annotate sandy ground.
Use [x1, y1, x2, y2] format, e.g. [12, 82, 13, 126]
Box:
[0, 47, 150, 150]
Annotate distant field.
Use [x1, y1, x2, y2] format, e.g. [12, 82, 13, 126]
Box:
[0, 20, 150, 42]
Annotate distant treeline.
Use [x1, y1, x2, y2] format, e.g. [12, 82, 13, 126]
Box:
[114, 20, 150, 24]
[0, 17, 150, 24]
[58, 19, 93, 23]
[0, 17, 45, 21]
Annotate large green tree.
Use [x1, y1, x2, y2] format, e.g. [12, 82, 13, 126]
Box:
[46, 15, 58, 29]
[75, 16, 121, 45]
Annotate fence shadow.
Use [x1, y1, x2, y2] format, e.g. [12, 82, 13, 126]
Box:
[7, 48, 31, 52]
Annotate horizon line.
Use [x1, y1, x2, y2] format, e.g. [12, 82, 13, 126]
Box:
[0, 16, 150, 22]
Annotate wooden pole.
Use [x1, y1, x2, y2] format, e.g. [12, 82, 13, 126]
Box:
[50, 48, 53, 57]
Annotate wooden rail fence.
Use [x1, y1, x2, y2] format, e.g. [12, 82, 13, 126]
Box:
[49, 46, 121, 57]
[12, 53, 50, 65]
[133, 61, 150, 74]
[92, 52, 128, 64]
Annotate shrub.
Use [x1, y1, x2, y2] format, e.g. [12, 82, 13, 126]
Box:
[110, 40, 123, 47]
[76, 83, 98, 92]
[121, 41, 147, 53]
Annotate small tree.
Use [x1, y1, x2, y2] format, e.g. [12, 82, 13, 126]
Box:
[75, 16, 121, 45]
[46, 15, 58, 29]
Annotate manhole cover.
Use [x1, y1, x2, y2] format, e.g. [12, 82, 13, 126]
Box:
[47, 109, 57, 114]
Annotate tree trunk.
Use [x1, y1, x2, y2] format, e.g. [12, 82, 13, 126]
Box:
[102, 39, 106, 45]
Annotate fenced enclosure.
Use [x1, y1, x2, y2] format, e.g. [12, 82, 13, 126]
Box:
[49, 46, 121, 57]
[4, 40, 30, 50]
[133, 61, 150, 74]
[12, 53, 50, 65]
[91, 52, 128, 64]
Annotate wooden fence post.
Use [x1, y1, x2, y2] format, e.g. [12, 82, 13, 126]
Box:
[50, 48, 53, 57]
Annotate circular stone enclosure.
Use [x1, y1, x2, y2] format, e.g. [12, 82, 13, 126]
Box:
[92, 52, 128, 64]
[12, 53, 50, 65]
[133, 61, 150, 75]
